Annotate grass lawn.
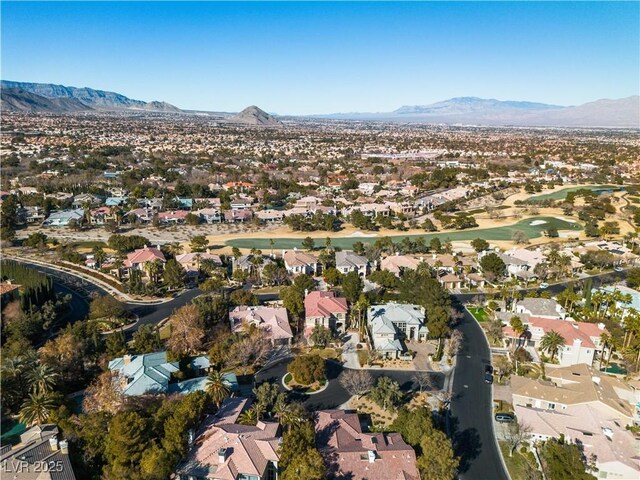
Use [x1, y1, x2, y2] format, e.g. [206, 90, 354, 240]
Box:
[499, 442, 542, 480]
[526, 185, 622, 202]
[468, 307, 489, 322]
[226, 216, 582, 250]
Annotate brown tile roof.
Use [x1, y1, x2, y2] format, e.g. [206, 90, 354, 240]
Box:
[0, 283, 20, 295]
[315, 410, 420, 480]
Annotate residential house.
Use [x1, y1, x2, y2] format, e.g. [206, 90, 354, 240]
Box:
[232, 254, 275, 277]
[157, 210, 190, 224]
[380, 254, 423, 277]
[89, 206, 116, 225]
[501, 316, 606, 366]
[126, 207, 154, 223]
[514, 298, 567, 320]
[108, 351, 179, 396]
[105, 196, 128, 206]
[0, 424, 76, 480]
[283, 249, 320, 276]
[195, 207, 222, 224]
[175, 252, 223, 276]
[516, 403, 640, 480]
[230, 198, 253, 210]
[314, 410, 420, 480]
[335, 250, 371, 277]
[175, 397, 281, 480]
[304, 290, 348, 337]
[368, 303, 428, 358]
[439, 273, 463, 290]
[108, 351, 238, 396]
[224, 209, 253, 223]
[42, 208, 84, 227]
[19, 205, 46, 224]
[511, 363, 637, 425]
[229, 306, 293, 346]
[123, 246, 166, 278]
[72, 193, 104, 208]
[256, 209, 285, 223]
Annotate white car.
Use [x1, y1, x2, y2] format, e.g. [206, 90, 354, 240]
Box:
[614, 267, 624, 272]
[539, 282, 549, 289]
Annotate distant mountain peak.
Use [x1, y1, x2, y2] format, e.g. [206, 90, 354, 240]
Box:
[228, 105, 282, 126]
[0, 80, 181, 113]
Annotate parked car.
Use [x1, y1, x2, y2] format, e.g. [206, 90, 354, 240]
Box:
[484, 371, 493, 384]
[614, 266, 624, 272]
[495, 413, 515, 423]
[485, 364, 494, 374]
[539, 282, 549, 289]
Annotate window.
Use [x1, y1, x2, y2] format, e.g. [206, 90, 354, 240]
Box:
[548, 403, 555, 410]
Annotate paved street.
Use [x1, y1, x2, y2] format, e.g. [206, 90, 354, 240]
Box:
[449, 301, 509, 480]
[255, 358, 445, 411]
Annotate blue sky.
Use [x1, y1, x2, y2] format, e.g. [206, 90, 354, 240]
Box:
[2, 2, 639, 114]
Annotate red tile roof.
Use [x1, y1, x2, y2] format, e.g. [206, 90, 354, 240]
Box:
[305, 291, 348, 319]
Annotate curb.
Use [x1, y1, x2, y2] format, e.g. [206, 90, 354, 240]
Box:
[465, 305, 512, 480]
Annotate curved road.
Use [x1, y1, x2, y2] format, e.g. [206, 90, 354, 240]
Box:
[255, 358, 445, 410]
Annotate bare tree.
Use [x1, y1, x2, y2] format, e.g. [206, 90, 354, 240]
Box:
[433, 390, 453, 411]
[167, 304, 205, 355]
[228, 334, 271, 372]
[504, 420, 532, 457]
[446, 330, 464, 359]
[339, 370, 374, 399]
[412, 371, 435, 393]
[83, 371, 125, 415]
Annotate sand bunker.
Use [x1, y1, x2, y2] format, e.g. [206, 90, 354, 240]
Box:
[529, 220, 548, 226]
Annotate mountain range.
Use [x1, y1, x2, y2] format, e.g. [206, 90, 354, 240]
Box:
[1, 80, 181, 113]
[319, 96, 640, 128]
[1, 80, 638, 128]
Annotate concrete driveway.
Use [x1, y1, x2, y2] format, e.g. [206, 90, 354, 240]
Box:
[341, 331, 361, 369]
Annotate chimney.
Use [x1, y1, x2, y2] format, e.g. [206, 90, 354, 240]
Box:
[367, 451, 376, 463]
[49, 436, 59, 451]
[59, 439, 69, 454]
[123, 354, 132, 365]
[218, 447, 228, 464]
[304, 289, 309, 297]
[156, 245, 161, 250]
[592, 376, 601, 385]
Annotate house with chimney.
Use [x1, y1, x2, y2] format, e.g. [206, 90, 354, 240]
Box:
[501, 316, 606, 367]
[175, 397, 281, 480]
[108, 351, 237, 396]
[314, 410, 420, 480]
[304, 290, 348, 338]
[229, 305, 293, 346]
[0, 424, 76, 480]
[510, 364, 640, 480]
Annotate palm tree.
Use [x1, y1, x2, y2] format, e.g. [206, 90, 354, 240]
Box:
[19, 393, 57, 427]
[238, 406, 259, 426]
[168, 242, 184, 257]
[599, 331, 611, 370]
[144, 260, 160, 283]
[27, 363, 58, 395]
[205, 370, 231, 407]
[540, 331, 565, 363]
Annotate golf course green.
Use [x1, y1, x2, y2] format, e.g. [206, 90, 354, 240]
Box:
[526, 185, 622, 203]
[226, 216, 582, 250]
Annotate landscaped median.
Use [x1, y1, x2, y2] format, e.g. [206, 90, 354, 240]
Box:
[282, 354, 329, 394]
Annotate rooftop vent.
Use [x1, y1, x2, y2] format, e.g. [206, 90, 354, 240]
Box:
[59, 439, 69, 454]
[49, 436, 59, 451]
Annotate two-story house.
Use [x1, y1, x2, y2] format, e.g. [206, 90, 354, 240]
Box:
[304, 290, 348, 338]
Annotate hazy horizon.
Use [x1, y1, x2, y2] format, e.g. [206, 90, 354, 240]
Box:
[2, 2, 639, 115]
